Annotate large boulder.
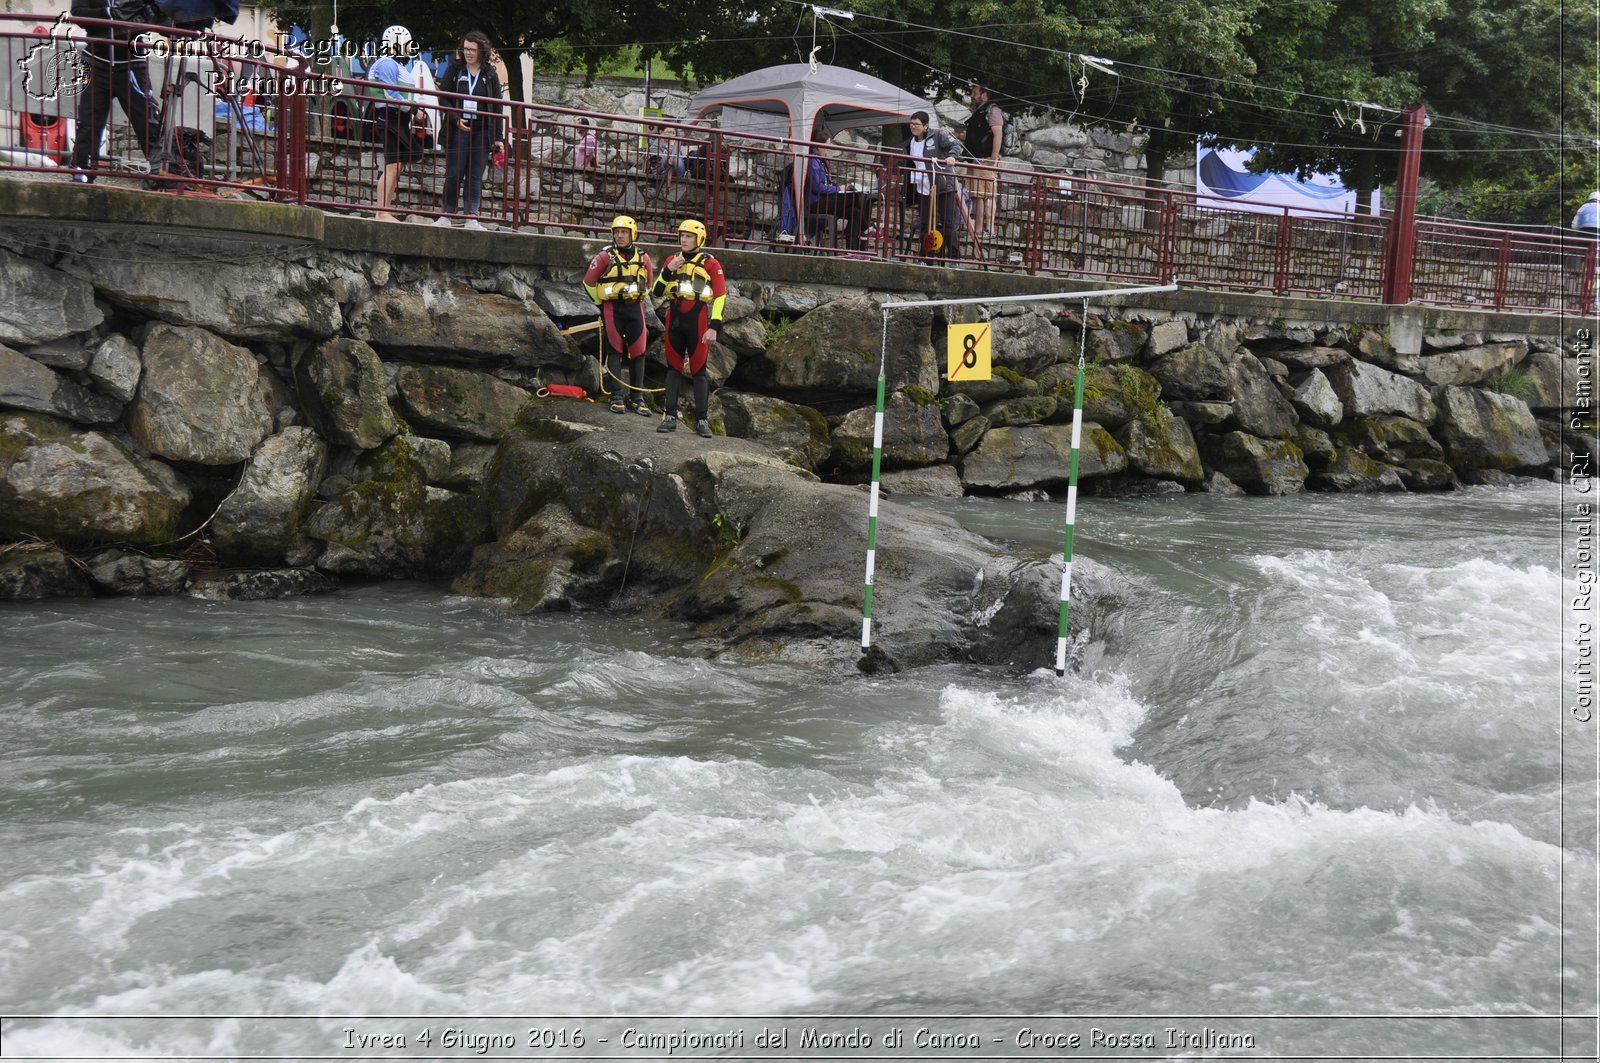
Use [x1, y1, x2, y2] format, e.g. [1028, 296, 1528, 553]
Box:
[1200, 431, 1308, 495]
[1334, 416, 1444, 462]
[1271, 345, 1350, 371]
[1396, 458, 1459, 491]
[187, 568, 337, 601]
[0, 249, 103, 345]
[1149, 340, 1233, 401]
[212, 428, 329, 563]
[87, 255, 339, 341]
[1115, 408, 1204, 483]
[715, 315, 769, 360]
[1074, 363, 1163, 431]
[85, 550, 191, 595]
[307, 436, 486, 576]
[941, 392, 982, 427]
[393, 364, 534, 442]
[988, 312, 1064, 377]
[294, 338, 404, 450]
[454, 500, 615, 613]
[463, 403, 1116, 670]
[0, 343, 122, 424]
[1227, 352, 1298, 438]
[738, 295, 936, 397]
[961, 423, 1125, 491]
[0, 411, 190, 546]
[1324, 358, 1437, 424]
[1521, 351, 1577, 412]
[950, 414, 989, 458]
[709, 390, 831, 471]
[1290, 369, 1344, 429]
[353, 280, 578, 366]
[1433, 386, 1547, 473]
[880, 465, 965, 497]
[128, 325, 277, 465]
[1089, 320, 1149, 363]
[87, 335, 142, 403]
[1146, 319, 1188, 356]
[982, 394, 1058, 428]
[24, 337, 96, 372]
[1310, 449, 1405, 492]
[831, 390, 948, 471]
[0, 544, 94, 599]
[1055, 312, 1136, 364]
[1390, 340, 1525, 387]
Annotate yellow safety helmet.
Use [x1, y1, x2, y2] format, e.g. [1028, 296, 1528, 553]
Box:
[677, 218, 707, 248]
[610, 215, 638, 240]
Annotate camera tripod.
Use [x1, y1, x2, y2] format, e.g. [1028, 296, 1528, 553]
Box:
[146, 27, 273, 193]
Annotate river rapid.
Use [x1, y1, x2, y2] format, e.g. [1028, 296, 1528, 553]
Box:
[1, 484, 1593, 1061]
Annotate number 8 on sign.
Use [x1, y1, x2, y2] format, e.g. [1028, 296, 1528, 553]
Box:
[946, 323, 991, 381]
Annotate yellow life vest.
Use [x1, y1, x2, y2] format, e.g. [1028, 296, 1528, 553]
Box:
[667, 251, 717, 303]
[596, 247, 648, 301]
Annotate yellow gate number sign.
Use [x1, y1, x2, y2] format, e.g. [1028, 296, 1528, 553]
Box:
[947, 323, 992, 381]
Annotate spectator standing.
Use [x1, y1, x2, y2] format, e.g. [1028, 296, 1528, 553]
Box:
[963, 83, 1004, 238]
[1574, 191, 1600, 234]
[575, 118, 598, 169]
[652, 218, 725, 437]
[67, 0, 172, 185]
[368, 24, 425, 222]
[1576, 192, 1600, 313]
[583, 215, 657, 416]
[434, 31, 504, 229]
[903, 110, 965, 262]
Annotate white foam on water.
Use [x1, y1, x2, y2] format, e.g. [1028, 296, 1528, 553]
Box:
[6, 716, 1589, 1056]
[3, 544, 1589, 1058]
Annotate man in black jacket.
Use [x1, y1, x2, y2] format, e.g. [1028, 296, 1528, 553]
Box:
[903, 110, 964, 261]
[964, 84, 1004, 238]
[67, 0, 171, 183]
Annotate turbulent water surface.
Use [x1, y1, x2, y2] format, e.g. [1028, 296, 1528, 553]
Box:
[1, 484, 1593, 1061]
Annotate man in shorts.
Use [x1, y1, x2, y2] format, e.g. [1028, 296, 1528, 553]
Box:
[368, 25, 424, 221]
[963, 83, 1004, 239]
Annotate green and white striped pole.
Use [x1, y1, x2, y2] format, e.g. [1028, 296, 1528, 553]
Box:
[1056, 299, 1091, 676]
[862, 316, 890, 650]
[866, 285, 1176, 661]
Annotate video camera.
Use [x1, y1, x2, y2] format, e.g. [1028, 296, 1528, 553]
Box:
[110, 0, 237, 31]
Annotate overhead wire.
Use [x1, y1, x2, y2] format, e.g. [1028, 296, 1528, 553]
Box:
[762, 0, 1586, 153]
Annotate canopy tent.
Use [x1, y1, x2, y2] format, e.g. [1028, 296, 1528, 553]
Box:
[687, 63, 938, 240]
[688, 62, 938, 142]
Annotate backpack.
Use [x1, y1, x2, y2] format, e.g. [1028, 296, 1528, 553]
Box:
[1000, 111, 1020, 156]
[989, 98, 1021, 156]
[969, 99, 1021, 157]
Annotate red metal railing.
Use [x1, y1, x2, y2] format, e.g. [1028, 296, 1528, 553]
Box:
[2, 14, 1592, 314]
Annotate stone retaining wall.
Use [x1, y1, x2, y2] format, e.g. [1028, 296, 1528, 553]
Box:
[0, 182, 1584, 602]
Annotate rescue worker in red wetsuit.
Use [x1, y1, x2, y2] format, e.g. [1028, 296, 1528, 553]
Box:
[651, 218, 726, 437]
[582, 215, 656, 415]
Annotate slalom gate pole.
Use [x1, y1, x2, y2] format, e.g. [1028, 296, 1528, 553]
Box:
[1055, 298, 1090, 676]
[863, 283, 1177, 661]
[861, 314, 890, 651]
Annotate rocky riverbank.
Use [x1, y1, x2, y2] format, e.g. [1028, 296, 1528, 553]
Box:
[0, 195, 1582, 667]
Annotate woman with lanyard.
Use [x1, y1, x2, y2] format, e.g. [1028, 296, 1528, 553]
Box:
[435, 31, 505, 229]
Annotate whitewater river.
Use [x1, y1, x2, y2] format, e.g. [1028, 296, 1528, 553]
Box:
[1, 484, 1593, 1061]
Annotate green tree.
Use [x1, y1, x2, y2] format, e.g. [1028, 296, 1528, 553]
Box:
[1213, 0, 1594, 224]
